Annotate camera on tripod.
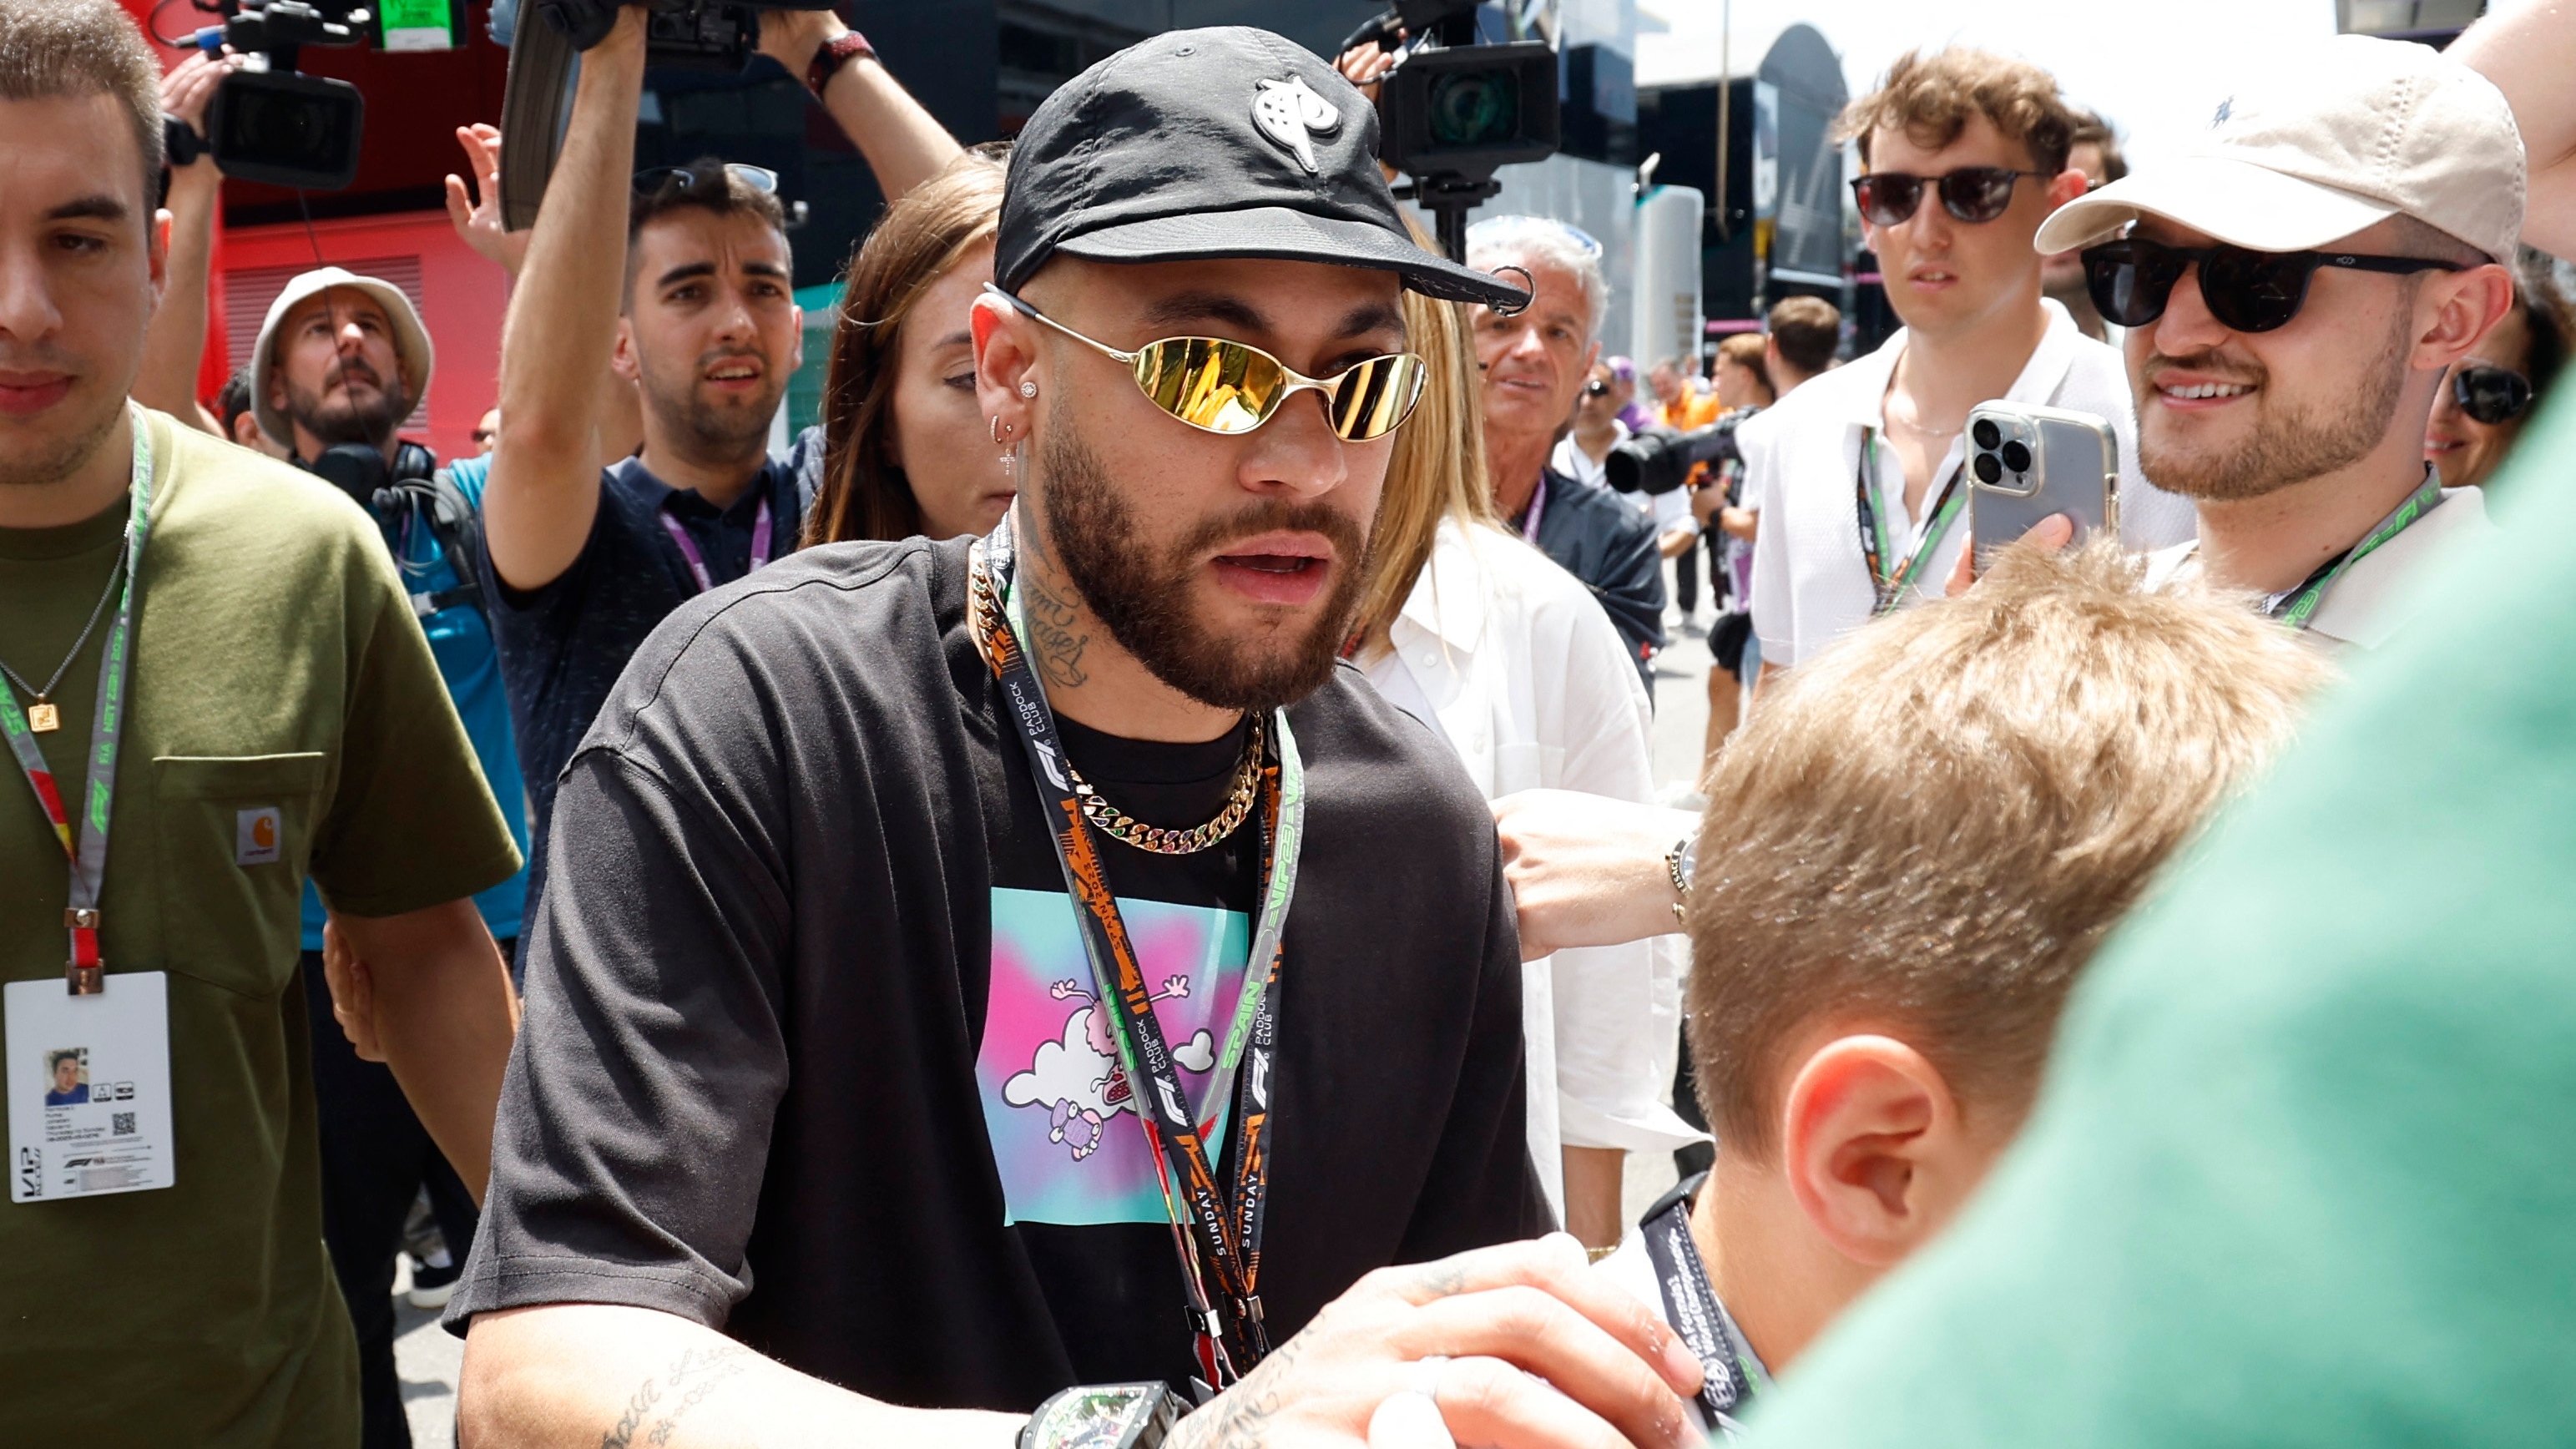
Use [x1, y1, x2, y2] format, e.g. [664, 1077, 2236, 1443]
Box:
[1345, 0, 1561, 263]
[193, 0, 373, 190]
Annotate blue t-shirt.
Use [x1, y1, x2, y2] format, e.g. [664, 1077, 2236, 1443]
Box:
[481, 428, 822, 915]
[298, 453, 531, 948]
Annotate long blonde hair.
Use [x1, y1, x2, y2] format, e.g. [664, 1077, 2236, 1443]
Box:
[1350, 284, 1498, 656]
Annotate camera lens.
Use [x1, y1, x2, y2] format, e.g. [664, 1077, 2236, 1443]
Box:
[2000, 440, 2032, 474]
[1428, 70, 1520, 147]
[1972, 451, 2003, 484]
[1971, 418, 2001, 450]
[235, 90, 323, 164]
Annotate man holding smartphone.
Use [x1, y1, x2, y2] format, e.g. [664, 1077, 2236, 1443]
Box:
[2037, 38, 2516, 650]
[1747, 48, 2195, 684]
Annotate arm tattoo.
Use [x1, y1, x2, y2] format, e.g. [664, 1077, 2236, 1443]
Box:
[1020, 568, 1091, 690]
[602, 1344, 750, 1449]
[1174, 1334, 1305, 1449]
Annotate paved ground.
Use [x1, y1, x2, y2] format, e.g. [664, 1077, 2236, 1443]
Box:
[390, 561, 1726, 1436]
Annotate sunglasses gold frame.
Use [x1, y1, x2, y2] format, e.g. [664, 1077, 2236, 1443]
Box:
[986, 285, 1427, 442]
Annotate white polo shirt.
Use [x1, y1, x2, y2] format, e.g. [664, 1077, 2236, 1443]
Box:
[1748, 300, 2197, 668]
[2143, 484, 2495, 650]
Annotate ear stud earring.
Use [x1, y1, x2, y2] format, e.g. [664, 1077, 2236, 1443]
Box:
[1019, 381, 1038, 398]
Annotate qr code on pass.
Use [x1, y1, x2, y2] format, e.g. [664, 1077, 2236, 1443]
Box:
[112, 1113, 135, 1137]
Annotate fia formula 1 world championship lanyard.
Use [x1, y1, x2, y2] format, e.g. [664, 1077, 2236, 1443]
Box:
[658, 496, 774, 594]
[1852, 426, 1965, 618]
[0, 404, 154, 995]
[2264, 472, 2446, 631]
[1639, 1174, 1774, 1441]
[972, 512, 1306, 1391]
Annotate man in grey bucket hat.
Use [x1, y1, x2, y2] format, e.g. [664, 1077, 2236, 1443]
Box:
[448, 25, 1705, 1449]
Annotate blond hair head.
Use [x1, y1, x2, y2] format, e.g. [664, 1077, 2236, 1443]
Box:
[1685, 541, 2334, 1154]
[1348, 278, 1498, 656]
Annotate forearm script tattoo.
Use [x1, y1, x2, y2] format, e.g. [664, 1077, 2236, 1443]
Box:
[601, 1345, 750, 1449]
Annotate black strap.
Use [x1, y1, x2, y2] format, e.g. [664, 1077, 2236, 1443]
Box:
[376, 464, 496, 629]
[1639, 1173, 1770, 1436]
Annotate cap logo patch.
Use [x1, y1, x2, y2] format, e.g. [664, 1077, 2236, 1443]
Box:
[1253, 76, 1342, 174]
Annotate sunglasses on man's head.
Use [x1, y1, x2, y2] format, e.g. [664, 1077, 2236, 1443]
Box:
[633, 163, 779, 198]
[1850, 167, 2049, 227]
[986, 285, 1428, 442]
[2081, 236, 2465, 335]
[2452, 363, 2532, 426]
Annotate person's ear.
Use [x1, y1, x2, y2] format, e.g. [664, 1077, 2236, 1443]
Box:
[971, 290, 1040, 441]
[2043, 168, 2090, 211]
[611, 316, 641, 384]
[1776, 1034, 1985, 1269]
[149, 209, 171, 312]
[2413, 262, 2518, 376]
[788, 300, 806, 376]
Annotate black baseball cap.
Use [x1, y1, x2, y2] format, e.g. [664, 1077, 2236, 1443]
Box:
[994, 26, 1530, 311]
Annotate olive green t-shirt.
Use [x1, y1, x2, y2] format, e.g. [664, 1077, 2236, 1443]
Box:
[0, 411, 520, 1445]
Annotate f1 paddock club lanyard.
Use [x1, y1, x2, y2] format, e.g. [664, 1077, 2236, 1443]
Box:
[2263, 472, 2446, 630]
[972, 511, 1306, 1391]
[658, 496, 774, 594]
[1, 404, 154, 996]
[1852, 425, 1965, 618]
[1639, 1174, 1774, 1441]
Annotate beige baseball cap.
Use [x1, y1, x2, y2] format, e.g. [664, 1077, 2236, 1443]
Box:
[2034, 35, 2524, 265]
[251, 267, 436, 450]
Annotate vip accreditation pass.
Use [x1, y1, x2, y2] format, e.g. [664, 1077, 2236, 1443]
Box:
[8, 972, 174, 1203]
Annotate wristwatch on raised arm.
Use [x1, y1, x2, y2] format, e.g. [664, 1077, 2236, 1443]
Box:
[804, 28, 876, 96]
[1666, 832, 1697, 925]
[1020, 1382, 1193, 1449]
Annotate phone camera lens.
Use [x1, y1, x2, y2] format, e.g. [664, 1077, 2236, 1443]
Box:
[1972, 451, 2003, 484]
[1971, 418, 2002, 450]
[2000, 440, 2033, 474]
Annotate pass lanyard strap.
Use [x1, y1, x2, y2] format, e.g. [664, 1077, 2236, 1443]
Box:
[1517, 473, 1549, 545]
[1852, 427, 1964, 618]
[2265, 473, 2445, 630]
[976, 512, 1303, 1388]
[658, 496, 774, 595]
[1639, 1175, 1773, 1440]
[0, 404, 154, 995]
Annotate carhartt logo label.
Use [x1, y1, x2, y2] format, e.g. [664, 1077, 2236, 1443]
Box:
[235, 807, 280, 866]
[1253, 76, 1341, 174]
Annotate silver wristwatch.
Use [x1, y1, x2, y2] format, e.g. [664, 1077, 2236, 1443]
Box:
[1020, 1382, 1192, 1449]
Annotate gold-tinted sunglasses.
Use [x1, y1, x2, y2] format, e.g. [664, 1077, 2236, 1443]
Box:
[987, 285, 1427, 442]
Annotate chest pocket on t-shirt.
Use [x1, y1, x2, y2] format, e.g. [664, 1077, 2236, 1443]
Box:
[154, 753, 327, 998]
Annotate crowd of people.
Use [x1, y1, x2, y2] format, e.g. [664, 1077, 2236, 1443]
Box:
[4, 1, 2575, 1446]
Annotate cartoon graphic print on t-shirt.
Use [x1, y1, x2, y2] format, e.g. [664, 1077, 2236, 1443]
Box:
[977, 886, 1250, 1226]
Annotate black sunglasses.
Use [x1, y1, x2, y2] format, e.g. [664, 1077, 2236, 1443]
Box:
[2453, 363, 2533, 426]
[2082, 236, 2465, 335]
[1584, 379, 1610, 396]
[633, 163, 780, 198]
[1851, 167, 2049, 226]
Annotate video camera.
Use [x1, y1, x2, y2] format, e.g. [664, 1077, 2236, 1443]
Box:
[496, 0, 842, 230]
[1344, 0, 1560, 263]
[190, 0, 373, 190]
[1604, 417, 1745, 497]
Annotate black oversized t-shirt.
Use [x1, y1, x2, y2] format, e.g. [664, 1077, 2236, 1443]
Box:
[447, 536, 1549, 1409]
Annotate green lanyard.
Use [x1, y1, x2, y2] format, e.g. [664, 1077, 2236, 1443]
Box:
[1852, 426, 1966, 618]
[2266, 473, 2446, 631]
[0, 405, 154, 994]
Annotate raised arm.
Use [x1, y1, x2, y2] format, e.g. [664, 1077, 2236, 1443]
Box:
[132, 49, 241, 434]
[482, 8, 648, 591]
[756, 8, 962, 200]
[2454, 3, 2576, 258]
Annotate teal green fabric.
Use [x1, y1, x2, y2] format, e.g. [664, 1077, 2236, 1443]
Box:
[1749, 390, 2576, 1446]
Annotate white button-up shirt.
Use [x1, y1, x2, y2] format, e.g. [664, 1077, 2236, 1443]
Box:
[1748, 299, 2198, 668]
[2144, 484, 2495, 650]
[1362, 518, 1705, 1220]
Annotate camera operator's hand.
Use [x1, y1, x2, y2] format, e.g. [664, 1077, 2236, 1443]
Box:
[445, 124, 528, 278]
[159, 48, 242, 169]
[755, 5, 851, 83]
[1168, 1234, 1701, 1449]
[1945, 512, 2073, 598]
[1336, 36, 1401, 102]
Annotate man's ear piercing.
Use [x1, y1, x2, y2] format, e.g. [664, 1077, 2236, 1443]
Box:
[992, 415, 1013, 444]
[1019, 381, 1038, 398]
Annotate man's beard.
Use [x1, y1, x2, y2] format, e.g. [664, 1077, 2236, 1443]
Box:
[285, 364, 411, 450]
[649, 347, 784, 459]
[1035, 416, 1371, 714]
[2137, 311, 2409, 502]
[0, 370, 123, 492]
